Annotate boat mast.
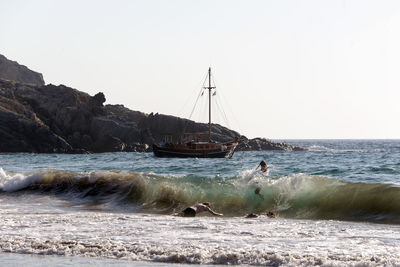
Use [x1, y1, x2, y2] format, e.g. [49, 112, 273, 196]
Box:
[207, 67, 215, 142]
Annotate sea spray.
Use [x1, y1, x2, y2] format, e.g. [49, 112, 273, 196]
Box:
[2, 140, 400, 266]
[1, 168, 400, 224]
[0, 167, 43, 192]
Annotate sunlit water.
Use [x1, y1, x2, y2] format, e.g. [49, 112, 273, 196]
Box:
[1, 140, 399, 265]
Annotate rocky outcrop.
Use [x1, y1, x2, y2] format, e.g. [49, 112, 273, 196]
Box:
[0, 79, 304, 153]
[137, 113, 239, 145]
[0, 81, 71, 153]
[0, 54, 45, 86]
[0, 78, 153, 153]
[237, 137, 304, 151]
[0, 55, 305, 153]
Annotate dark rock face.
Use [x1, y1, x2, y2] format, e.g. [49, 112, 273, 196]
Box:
[0, 55, 305, 153]
[237, 137, 304, 151]
[0, 54, 45, 86]
[0, 81, 71, 153]
[0, 79, 150, 153]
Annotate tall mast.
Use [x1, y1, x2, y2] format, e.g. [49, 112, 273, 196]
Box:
[208, 67, 212, 142]
[203, 67, 215, 142]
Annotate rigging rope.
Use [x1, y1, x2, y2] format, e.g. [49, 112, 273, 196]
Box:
[182, 68, 244, 137]
[214, 95, 231, 129]
[211, 74, 243, 134]
[188, 71, 209, 121]
[177, 70, 208, 119]
[182, 71, 209, 133]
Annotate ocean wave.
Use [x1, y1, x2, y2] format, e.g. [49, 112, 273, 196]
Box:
[1, 168, 400, 224]
[370, 166, 397, 174]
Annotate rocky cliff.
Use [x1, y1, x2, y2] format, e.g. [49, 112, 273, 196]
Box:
[0, 54, 45, 86]
[0, 55, 304, 153]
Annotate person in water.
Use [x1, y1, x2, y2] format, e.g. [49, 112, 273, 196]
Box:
[254, 187, 264, 200]
[178, 202, 223, 217]
[256, 160, 268, 173]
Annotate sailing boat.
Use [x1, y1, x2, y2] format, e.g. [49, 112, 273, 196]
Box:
[152, 68, 239, 158]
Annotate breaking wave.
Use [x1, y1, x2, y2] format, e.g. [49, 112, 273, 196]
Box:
[1, 167, 400, 224]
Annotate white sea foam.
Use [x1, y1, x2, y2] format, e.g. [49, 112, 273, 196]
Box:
[238, 167, 270, 183]
[0, 168, 42, 192]
[0, 201, 399, 266]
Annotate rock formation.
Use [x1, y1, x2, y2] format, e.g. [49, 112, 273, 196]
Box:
[0, 81, 71, 153]
[0, 54, 304, 153]
[0, 54, 45, 86]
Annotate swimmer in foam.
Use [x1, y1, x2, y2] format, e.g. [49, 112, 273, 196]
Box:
[256, 160, 268, 173]
[175, 202, 223, 217]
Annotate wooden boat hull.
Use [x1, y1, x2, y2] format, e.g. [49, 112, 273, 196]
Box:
[153, 142, 238, 158]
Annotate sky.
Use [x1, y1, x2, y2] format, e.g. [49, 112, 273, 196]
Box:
[1, 0, 400, 139]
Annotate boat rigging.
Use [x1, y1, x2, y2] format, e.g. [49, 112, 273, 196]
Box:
[152, 68, 238, 158]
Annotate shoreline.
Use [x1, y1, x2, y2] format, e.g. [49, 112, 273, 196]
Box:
[1, 213, 399, 266]
[0, 253, 219, 267]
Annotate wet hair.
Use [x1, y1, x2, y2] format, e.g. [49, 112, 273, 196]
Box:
[202, 202, 210, 207]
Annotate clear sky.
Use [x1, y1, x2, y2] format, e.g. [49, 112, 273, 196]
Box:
[1, 0, 400, 139]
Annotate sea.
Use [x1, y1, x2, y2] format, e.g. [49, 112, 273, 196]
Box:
[0, 139, 399, 266]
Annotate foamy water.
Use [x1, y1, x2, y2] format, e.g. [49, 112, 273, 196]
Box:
[1, 140, 400, 265]
[1, 195, 399, 266]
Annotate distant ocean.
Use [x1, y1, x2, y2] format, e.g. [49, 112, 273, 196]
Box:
[1, 140, 400, 266]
